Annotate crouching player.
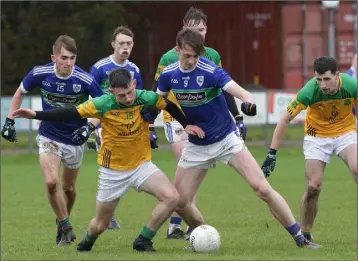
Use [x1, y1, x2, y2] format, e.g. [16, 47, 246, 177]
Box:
[12, 68, 204, 252]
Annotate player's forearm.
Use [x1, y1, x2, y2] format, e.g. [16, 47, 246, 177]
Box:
[164, 101, 189, 128]
[8, 88, 25, 119]
[270, 117, 290, 150]
[224, 82, 255, 104]
[223, 90, 240, 117]
[88, 118, 101, 128]
[34, 108, 83, 121]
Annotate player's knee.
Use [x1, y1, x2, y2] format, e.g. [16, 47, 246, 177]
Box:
[177, 194, 190, 210]
[254, 181, 272, 201]
[45, 178, 59, 194]
[161, 188, 180, 209]
[306, 183, 321, 199]
[62, 183, 76, 195]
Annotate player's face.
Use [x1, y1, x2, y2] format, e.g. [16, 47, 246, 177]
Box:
[176, 44, 200, 71]
[51, 47, 76, 77]
[315, 70, 339, 95]
[110, 79, 137, 106]
[184, 20, 207, 41]
[112, 33, 134, 62]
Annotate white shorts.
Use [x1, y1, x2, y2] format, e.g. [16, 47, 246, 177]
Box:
[37, 134, 84, 169]
[303, 131, 357, 163]
[178, 131, 246, 169]
[164, 121, 188, 144]
[96, 161, 159, 203]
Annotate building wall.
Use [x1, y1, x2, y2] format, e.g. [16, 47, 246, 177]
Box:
[128, 1, 356, 90]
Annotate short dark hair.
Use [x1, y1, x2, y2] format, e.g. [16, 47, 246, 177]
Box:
[108, 68, 132, 88]
[313, 56, 337, 74]
[112, 26, 134, 41]
[183, 6, 207, 26]
[176, 28, 205, 56]
[53, 35, 77, 55]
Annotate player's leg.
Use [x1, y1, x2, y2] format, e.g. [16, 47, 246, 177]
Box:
[131, 161, 179, 251]
[167, 135, 186, 239]
[57, 142, 84, 245]
[77, 166, 126, 252]
[38, 136, 74, 246]
[224, 133, 319, 248]
[77, 199, 119, 251]
[96, 127, 120, 230]
[300, 160, 325, 241]
[300, 135, 332, 241]
[174, 166, 207, 230]
[335, 132, 357, 183]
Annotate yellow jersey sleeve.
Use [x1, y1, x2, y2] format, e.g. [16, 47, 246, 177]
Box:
[155, 95, 168, 110]
[287, 97, 307, 118]
[76, 100, 102, 119]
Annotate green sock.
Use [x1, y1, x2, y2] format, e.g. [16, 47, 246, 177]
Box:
[59, 217, 71, 230]
[85, 231, 98, 244]
[303, 231, 311, 237]
[140, 226, 156, 241]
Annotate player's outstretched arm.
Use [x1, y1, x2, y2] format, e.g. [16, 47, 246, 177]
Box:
[13, 107, 84, 121]
[163, 101, 205, 138]
[261, 111, 294, 177]
[2, 87, 27, 142]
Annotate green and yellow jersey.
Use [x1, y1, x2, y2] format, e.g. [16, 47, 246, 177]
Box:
[154, 47, 222, 123]
[77, 90, 167, 170]
[287, 73, 357, 137]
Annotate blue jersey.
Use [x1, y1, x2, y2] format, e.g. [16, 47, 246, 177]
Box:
[21, 62, 103, 145]
[157, 57, 236, 145]
[89, 56, 143, 92]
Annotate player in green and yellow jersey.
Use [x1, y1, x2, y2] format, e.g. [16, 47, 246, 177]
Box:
[12, 68, 204, 252]
[261, 56, 357, 243]
[152, 6, 247, 240]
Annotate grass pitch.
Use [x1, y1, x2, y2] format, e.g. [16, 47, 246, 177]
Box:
[1, 148, 356, 260]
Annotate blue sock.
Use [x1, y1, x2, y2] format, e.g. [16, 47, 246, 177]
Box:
[285, 223, 302, 237]
[170, 217, 182, 225]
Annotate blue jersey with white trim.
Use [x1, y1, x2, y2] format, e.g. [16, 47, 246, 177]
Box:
[157, 57, 236, 145]
[89, 56, 143, 92]
[21, 62, 103, 145]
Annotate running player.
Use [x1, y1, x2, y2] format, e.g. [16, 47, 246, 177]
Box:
[1, 35, 103, 245]
[262, 56, 357, 242]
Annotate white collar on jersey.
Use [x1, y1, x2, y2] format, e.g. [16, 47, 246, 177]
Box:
[110, 55, 129, 67]
[179, 61, 197, 73]
[54, 64, 74, 80]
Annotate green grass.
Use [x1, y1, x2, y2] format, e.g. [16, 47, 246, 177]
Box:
[2, 124, 305, 150]
[1, 148, 356, 260]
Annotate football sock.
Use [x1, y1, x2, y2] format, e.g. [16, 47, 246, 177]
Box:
[170, 217, 182, 225]
[285, 223, 303, 237]
[140, 226, 156, 241]
[85, 231, 98, 244]
[59, 217, 71, 230]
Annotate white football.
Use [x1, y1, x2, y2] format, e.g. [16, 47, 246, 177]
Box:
[189, 224, 221, 253]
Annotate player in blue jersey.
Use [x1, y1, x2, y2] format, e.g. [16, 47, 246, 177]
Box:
[87, 26, 144, 229]
[156, 28, 320, 249]
[1, 35, 103, 246]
